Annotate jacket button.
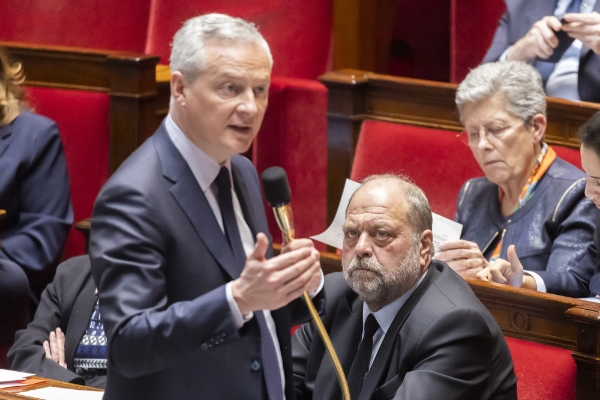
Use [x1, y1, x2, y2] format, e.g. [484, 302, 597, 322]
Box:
[250, 360, 262, 372]
[200, 343, 208, 351]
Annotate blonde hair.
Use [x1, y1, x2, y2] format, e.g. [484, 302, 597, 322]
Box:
[0, 47, 25, 126]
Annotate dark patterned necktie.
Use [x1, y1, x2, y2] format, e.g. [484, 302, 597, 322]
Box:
[347, 314, 380, 400]
[214, 167, 283, 400]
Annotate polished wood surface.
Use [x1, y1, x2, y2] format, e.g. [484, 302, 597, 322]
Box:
[332, 0, 397, 72]
[1, 41, 160, 173]
[318, 69, 600, 224]
[318, 250, 600, 400]
[0, 377, 102, 399]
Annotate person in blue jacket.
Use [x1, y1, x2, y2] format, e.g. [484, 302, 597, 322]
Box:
[0, 46, 73, 345]
[578, 110, 600, 296]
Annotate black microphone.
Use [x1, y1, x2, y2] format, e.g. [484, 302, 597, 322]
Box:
[261, 167, 295, 244]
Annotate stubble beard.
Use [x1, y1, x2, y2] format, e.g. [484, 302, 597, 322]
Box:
[342, 244, 422, 311]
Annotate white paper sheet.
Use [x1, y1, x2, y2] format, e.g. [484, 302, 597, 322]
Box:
[310, 179, 463, 251]
[0, 369, 33, 383]
[311, 179, 361, 249]
[18, 387, 104, 400]
[431, 213, 463, 253]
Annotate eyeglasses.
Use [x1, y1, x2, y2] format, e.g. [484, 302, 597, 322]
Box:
[457, 120, 524, 146]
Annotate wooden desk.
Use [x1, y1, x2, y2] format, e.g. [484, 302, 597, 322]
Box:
[0, 377, 102, 399]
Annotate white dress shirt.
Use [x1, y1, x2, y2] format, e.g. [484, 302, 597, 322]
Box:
[165, 115, 286, 394]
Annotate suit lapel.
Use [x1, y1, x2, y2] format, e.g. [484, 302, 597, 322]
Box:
[0, 122, 13, 158]
[358, 262, 443, 400]
[154, 124, 241, 280]
[314, 294, 364, 400]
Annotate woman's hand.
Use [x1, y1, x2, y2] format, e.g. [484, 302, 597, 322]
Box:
[43, 327, 67, 369]
[476, 245, 524, 287]
[434, 240, 488, 278]
[476, 245, 536, 289]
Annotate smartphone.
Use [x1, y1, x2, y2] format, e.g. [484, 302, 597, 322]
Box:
[538, 18, 576, 63]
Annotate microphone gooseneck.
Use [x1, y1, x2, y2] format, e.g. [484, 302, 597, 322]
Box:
[261, 166, 351, 400]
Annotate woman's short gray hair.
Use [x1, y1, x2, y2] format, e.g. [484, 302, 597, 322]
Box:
[170, 13, 273, 82]
[455, 61, 546, 126]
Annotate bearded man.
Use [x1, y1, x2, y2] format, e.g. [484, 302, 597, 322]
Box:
[292, 174, 517, 400]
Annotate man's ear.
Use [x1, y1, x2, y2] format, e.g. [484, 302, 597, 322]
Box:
[419, 229, 433, 270]
[170, 71, 187, 107]
[531, 114, 546, 144]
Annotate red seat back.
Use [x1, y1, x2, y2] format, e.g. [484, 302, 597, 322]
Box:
[506, 337, 576, 400]
[145, 0, 332, 79]
[0, 0, 150, 52]
[26, 87, 110, 259]
[350, 120, 482, 219]
[450, 0, 506, 83]
[253, 76, 328, 247]
[554, 145, 582, 170]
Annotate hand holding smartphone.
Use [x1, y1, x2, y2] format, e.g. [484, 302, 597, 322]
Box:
[539, 18, 576, 63]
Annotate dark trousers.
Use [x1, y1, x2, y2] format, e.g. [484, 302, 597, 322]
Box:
[0, 259, 29, 367]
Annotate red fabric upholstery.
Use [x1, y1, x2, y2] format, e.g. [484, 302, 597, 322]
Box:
[253, 76, 328, 249]
[0, 0, 150, 52]
[350, 120, 482, 219]
[25, 87, 110, 259]
[554, 145, 582, 170]
[506, 337, 576, 400]
[145, 0, 332, 79]
[450, 0, 506, 83]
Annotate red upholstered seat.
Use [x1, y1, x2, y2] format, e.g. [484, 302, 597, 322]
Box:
[506, 337, 576, 400]
[450, 0, 506, 83]
[26, 87, 110, 259]
[350, 120, 482, 219]
[0, 0, 150, 52]
[145, 0, 332, 79]
[253, 76, 328, 248]
[554, 145, 582, 170]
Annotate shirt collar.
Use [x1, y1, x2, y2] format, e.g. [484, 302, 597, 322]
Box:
[165, 114, 231, 192]
[362, 269, 428, 334]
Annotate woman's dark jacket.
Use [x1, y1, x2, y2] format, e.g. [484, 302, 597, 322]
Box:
[456, 158, 596, 297]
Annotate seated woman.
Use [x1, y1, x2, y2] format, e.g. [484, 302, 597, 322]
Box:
[578, 111, 600, 297]
[434, 61, 596, 298]
[0, 47, 73, 311]
[8, 255, 106, 388]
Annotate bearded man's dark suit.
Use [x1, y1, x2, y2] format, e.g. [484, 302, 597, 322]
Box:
[90, 122, 322, 400]
[483, 0, 600, 103]
[292, 261, 517, 400]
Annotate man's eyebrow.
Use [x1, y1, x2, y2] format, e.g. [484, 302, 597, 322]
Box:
[369, 221, 396, 230]
[342, 222, 357, 230]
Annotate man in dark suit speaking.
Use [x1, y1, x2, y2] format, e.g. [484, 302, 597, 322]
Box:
[90, 13, 323, 400]
[292, 175, 517, 400]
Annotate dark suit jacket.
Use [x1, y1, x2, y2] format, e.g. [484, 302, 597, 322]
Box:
[7, 255, 105, 388]
[90, 122, 321, 400]
[293, 261, 517, 400]
[483, 0, 600, 103]
[0, 110, 73, 298]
